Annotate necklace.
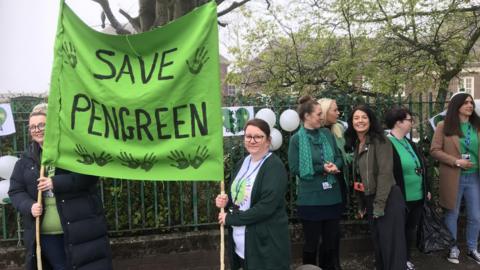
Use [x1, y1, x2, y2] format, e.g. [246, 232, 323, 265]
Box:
[232, 153, 270, 205]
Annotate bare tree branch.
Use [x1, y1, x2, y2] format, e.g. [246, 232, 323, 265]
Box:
[354, 5, 480, 23]
[119, 9, 141, 32]
[218, 0, 252, 17]
[92, 0, 131, 34]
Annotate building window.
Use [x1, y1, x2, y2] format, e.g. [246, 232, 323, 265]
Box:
[459, 77, 474, 97]
[227, 85, 236, 96]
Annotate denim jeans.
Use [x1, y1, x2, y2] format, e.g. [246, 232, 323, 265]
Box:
[40, 234, 66, 270]
[444, 173, 480, 251]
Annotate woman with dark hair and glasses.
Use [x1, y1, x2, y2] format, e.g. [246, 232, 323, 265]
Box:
[8, 103, 112, 270]
[430, 92, 480, 265]
[215, 118, 291, 270]
[344, 105, 406, 270]
[288, 95, 344, 270]
[385, 107, 430, 270]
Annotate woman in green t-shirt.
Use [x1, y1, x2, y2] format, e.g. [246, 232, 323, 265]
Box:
[385, 107, 430, 270]
[430, 93, 480, 265]
[8, 103, 112, 270]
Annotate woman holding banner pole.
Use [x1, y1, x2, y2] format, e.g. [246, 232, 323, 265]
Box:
[215, 118, 291, 270]
[8, 103, 112, 270]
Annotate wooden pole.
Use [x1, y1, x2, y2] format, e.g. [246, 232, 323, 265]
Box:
[220, 180, 225, 270]
[36, 166, 44, 270]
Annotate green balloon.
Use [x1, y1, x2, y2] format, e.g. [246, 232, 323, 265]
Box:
[235, 108, 250, 133]
[222, 109, 235, 133]
[0, 107, 6, 127]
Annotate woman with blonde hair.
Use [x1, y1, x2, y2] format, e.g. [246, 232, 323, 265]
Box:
[9, 103, 112, 270]
[317, 98, 344, 142]
[318, 98, 349, 204]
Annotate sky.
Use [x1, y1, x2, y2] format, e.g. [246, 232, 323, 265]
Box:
[0, 0, 278, 95]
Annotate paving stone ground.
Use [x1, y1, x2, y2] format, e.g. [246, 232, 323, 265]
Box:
[110, 243, 480, 270]
[5, 239, 479, 269]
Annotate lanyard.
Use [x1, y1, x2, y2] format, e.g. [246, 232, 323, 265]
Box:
[464, 123, 472, 153]
[390, 135, 420, 169]
[389, 135, 422, 175]
[232, 153, 270, 205]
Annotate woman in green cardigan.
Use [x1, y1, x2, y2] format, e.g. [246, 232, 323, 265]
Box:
[216, 118, 290, 270]
[318, 98, 350, 206]
[288, 95, 344, 270]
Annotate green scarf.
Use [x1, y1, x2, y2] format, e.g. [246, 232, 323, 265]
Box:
[298, 126, 336, 185]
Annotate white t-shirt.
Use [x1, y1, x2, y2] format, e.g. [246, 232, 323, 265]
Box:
[230, 153, 271, 258]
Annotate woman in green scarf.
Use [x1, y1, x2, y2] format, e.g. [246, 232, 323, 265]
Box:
[318, 98, 350, 206]
[288, 95, 344, 270]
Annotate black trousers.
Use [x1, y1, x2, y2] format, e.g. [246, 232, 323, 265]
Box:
[405, 199, 423, 260]
[233, 252, 246, 270]
[365, 185, 407, 270]
[301, 218, 341, 270]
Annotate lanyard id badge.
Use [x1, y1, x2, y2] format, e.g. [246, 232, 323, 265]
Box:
[322, 182, 332, 190]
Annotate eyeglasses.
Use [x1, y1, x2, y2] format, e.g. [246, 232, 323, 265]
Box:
[404, 118, 414, 123]
[244, 135, 265, 143]
[29, 123, 46, 132]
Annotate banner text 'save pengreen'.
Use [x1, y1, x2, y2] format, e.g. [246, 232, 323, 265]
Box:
[42, 2, 224, 181]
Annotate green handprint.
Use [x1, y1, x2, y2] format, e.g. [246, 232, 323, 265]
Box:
[141, 153, 157, 172]
[235, 108, 250, 133]
[93, 152, 113, 167]
[75, 144, 94, 165]
[168, 150, 190, 169]
[117, 152, 141, 169]
[62, 41, 77, 68]
[222, 108, 235, 133]
[189, 146, 209, 169]
[186, 46, 209, 75]
[232, 180, 247, 205]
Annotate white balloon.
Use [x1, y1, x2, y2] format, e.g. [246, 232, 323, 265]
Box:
[0, 155, 19, 180]
[279, 109, 300, 132]
[0, 180, 10, 204]
[269, 128, 283, 151]
[475, 99, 480, 116]
[255, 108, 276, 128]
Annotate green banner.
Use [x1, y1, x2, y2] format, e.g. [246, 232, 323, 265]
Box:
[43, 2, 223, 181]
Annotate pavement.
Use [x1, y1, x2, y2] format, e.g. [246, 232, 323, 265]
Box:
[109, 244, 480, 270]
[4, 234, 480, 269]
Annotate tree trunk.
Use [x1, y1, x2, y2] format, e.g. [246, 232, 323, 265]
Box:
[139, 0, 156, 31]
[174, 0, 196, 19]
[154, 0, 172, 27]
[435, 77, 450, 113]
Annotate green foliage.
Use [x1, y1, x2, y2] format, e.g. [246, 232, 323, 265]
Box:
[226, 0, 480, 110]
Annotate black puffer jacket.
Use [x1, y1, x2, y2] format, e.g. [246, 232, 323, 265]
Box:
[8, 143, 112, 270]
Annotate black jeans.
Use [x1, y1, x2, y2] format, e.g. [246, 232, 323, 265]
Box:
[40, 234, 66, 270]
[301, 218, 341, 270]
[233, 252, 246, 270]
[365, 185, 407, 270]
[405, 199, 423, 260]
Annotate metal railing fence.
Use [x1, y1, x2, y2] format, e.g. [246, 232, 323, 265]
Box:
[0, 93, 447, 242]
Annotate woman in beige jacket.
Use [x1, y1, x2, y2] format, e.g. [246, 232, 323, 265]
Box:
[430, 92, 480, 265]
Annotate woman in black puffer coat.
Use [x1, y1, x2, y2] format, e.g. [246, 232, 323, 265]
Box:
[8, 103, 112, 270]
